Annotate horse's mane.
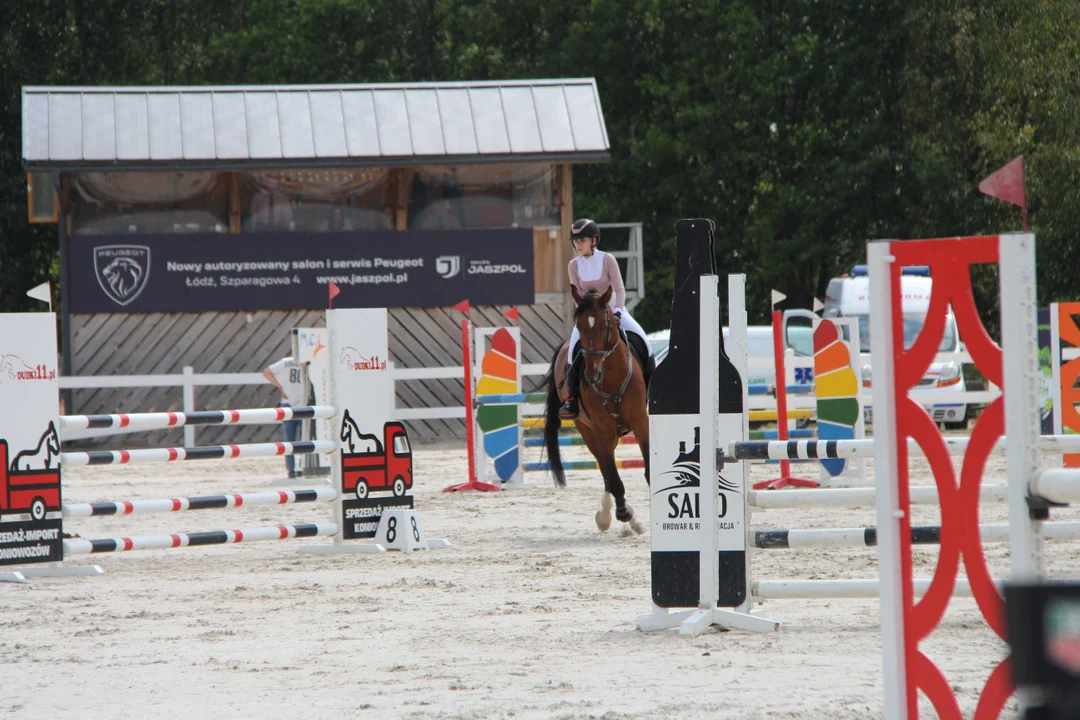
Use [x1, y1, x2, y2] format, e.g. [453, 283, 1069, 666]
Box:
[573, 290, 608, 319]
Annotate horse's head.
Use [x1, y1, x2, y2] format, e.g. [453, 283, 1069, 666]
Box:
[572, 285, 616, 385]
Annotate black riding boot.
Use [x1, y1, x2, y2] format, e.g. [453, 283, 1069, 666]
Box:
[559, 352, 583, 419]
[641, 353, 656, 390]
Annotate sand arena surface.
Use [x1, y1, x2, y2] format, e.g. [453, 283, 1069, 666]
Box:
[1, 442, 1077, 719]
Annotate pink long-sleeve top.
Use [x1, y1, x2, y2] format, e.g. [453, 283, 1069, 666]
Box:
[567, 251, 626, 309]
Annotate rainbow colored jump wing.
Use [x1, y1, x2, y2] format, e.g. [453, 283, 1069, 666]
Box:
[476, 328, 519, 482]
[814, 320, 859, 476]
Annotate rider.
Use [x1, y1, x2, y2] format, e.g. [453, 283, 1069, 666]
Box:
[560, 218, 654, 419]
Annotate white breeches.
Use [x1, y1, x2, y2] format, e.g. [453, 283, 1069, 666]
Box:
[569, 308, 651, 358]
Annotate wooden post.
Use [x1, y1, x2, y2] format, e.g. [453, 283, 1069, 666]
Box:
[396, 168, 414, 230]
[61, 174, 72, 237]
[229, 172, 241, 234]
[558, 164, 574, 331]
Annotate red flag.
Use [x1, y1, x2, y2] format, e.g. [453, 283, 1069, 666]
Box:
[979, 155, 1027, 230]
[502, 306, 519, 322]
[452, 299, 471, 314]
[328, 281, 341, 308]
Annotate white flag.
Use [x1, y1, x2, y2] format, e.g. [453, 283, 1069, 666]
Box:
[813, 298, 825, 313]
[27, 282, 51, 308]
[770, 290, 786, 307]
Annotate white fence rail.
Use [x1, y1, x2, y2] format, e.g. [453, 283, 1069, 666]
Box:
[58, 363, 553, 443]
[60, 346, 1026, 444]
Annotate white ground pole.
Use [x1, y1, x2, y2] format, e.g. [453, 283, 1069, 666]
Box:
[868, 239, 907, 720]
[680, 275, 777, 636]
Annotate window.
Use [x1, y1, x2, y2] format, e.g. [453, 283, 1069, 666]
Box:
[409, 164, 559, 230]
[854, 314, 958, 353]
[70, 171, 229, 235]
[393, 434, 410, 456]
[241, 168, 393, 233]
[27, 173, 59, 223]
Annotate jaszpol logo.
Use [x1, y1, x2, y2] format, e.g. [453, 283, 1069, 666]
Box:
[94, 245, 150, 306]
[435, 256, 461, 279]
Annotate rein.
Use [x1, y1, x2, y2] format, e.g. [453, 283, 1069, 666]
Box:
[577, 309, 634, 436]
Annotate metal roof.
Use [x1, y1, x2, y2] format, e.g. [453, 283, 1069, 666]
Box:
[22, 79, 610, 170]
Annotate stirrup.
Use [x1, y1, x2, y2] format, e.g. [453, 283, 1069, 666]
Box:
[559, 397, 579, 419]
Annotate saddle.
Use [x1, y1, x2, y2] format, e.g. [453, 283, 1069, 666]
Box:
[567, 326, 649, 373]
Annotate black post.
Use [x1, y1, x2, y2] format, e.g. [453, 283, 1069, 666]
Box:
[55, 174, 73, 414]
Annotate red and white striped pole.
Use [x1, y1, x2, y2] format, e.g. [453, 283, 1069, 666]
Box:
[64, 522, 340, 555]
[60, 440, 335, 467]
[60, 405, 335, 432]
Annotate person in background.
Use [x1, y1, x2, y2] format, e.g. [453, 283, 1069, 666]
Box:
[320, 206, 354, 231]
[249, 175, 295, 231]
[418, 199, 462, 230]
[380, 205, 396, 230]
[263, 355, 304, 479]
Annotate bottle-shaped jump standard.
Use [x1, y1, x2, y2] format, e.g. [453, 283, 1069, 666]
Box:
[648, 218, 746, 609]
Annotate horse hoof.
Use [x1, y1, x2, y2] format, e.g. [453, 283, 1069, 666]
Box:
[595, 510, 612, 532]
[629, 517, 645, 535]
[616, 504, 633, 523]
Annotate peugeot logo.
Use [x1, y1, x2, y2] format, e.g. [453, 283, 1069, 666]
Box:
[94, 245, 150, 306]
[436, 255, 461, 279]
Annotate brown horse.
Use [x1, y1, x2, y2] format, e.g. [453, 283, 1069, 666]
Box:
[541, 286, 649, 533]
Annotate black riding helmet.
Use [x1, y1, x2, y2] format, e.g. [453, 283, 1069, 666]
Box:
[569, 218, 600, 245]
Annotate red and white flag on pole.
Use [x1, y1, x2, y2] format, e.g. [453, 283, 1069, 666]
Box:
[452, 299, 471, 314]
[502, 306, 519, 323]
[328, 281, 341, 308]
[978, 155, 1027, 231]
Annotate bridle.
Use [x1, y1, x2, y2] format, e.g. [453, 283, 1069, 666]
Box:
[577, 306, 634, 436]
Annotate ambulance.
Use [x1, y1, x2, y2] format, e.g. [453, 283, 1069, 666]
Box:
[823, 265, 969, 429]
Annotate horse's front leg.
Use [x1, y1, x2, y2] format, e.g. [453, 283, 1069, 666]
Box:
[595, 454, 643, 534]
[629, 408, 651, 487]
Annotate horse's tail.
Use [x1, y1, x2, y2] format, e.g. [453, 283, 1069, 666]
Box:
[539, 346, 567, 488]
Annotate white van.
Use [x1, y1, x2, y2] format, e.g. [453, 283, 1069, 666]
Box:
[823, 265, 968, 429]
[647, 326, 814, 388]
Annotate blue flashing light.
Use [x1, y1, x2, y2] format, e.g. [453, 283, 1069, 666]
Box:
[849, 264, 929, 277]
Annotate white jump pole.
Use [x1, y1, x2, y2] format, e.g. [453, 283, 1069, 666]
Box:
[868, 239, 907, 719]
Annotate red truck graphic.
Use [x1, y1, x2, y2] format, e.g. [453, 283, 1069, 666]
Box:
[0, 433, 62, 522]
[339, 411, 412, 499]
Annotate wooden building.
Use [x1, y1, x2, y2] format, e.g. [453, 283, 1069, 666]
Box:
[21, 80, 635, 445]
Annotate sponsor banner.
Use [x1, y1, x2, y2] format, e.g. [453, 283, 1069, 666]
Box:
[650, 418, 743, 553]
[0, 518, 64, 564]
[67, 229, 535, 313]
[0, 313, 64, 566]
[343, 496, 414, 540]
[650, 414, 746, 608]
[326, 309, 415, 541]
